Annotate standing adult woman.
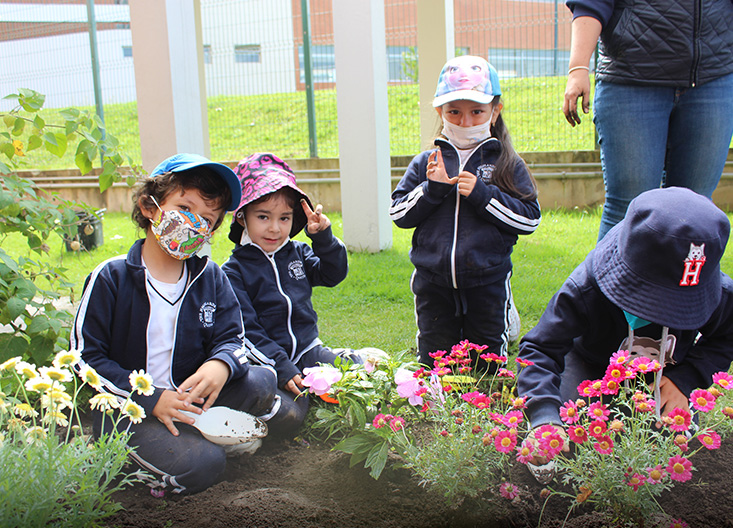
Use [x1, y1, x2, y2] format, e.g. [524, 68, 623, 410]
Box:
[563, 0, 733, 241]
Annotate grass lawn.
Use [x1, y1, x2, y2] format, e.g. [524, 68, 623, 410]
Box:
[12, 77, 598, 171]
[13, 206, 733, 356]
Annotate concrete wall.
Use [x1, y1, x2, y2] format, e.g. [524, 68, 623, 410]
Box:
[22, 149, 733, 214]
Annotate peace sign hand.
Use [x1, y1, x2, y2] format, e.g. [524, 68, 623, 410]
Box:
[301, 199, 331, 234]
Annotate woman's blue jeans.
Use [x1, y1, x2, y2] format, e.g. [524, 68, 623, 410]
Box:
[593, 73, 733, 241]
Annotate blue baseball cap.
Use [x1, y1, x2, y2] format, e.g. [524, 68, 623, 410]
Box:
[433, 55, 501, 108]
[592, 187, 730, 329]
[150, 153, 242, 211]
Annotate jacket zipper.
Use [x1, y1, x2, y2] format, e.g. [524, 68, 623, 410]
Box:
[691, 0, 701, 87]
[266, 253, 298, 360]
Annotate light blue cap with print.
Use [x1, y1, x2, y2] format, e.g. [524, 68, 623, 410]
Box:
[433, 55, 501, 107]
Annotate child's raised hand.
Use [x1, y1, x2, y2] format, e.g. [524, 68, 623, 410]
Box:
[426, 150, 457, 185]
[301, 199, 331, 234]
[456, 171, 477, 197]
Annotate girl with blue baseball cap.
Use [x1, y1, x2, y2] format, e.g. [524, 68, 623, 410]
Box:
[390, 55, 541, 371]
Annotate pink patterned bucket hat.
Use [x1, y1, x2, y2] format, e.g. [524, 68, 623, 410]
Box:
[228, 152, 312, 243]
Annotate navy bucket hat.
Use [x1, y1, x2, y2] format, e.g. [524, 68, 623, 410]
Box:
[592, 187, 730, 329]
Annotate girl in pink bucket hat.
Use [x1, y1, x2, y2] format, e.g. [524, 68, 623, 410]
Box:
[222, 153, 385, 435]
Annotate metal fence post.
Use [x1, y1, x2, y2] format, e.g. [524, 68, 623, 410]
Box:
[86, 0, 105, 163]
[300, 0, 318, 158]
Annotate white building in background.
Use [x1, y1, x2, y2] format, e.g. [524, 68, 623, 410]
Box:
[0, 0, 296, 109]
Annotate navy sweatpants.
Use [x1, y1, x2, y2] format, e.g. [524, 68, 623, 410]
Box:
[94, 365, 276, 495]
[411, 270, 512, 369]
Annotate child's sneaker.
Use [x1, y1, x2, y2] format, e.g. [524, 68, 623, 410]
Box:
[224, 438, 263, 457]
[507, 293, 521, 342]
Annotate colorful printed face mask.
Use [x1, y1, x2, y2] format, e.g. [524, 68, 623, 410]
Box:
[150, 196, 212, 260]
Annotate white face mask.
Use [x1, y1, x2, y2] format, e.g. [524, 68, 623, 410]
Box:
[440, 110, 494, 149]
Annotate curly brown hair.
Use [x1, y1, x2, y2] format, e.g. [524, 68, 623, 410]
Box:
[131, 168, 232, 231]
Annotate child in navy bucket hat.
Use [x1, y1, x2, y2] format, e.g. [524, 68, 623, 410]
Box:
[516, 187, 733, 482]
[390, 55, 541, 370]
[222, 153, 386, 435]
[70, 153, 278, 495]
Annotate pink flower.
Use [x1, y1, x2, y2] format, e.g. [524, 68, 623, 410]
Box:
[568, 425, 588, 444]
[497, 368, 515, 379]
[534, 425, 564, 458]
[666, 454, 693, 482]
[515, 441, 535, 464]
[588, 402, 610, 422]
[666, 408, 691, 432]
[389, 416, 406, 432]
[479, 352, 506, 364]
[604, 363, 630, 382]
[364, 357, 377, 374]
[515, 357, 534, 368]
[499, 482, 519, 500]
[587, 420, 607, 439]
[301, 365, 342, 396]
[689, 389, 716, 412]
[501, 410, 524, 428]
[698, 430, 721, 450]
[669, 519, 689, 528]
[630, 356, 661, 374]
[593, 435, 614, 455]
[646, 465, 665, 484]
[626, 472, 645, 492]
[723, 406, 733, 419]
[511, 397, 527, 410]
[372, 413, 392, 428]
[635, 396, 656, 413]
[713, 372, 733, 390]
[395, 368, 425, 406]
[600, 377, 621, 395]
[559, 401, 580, 424]
[610, 350, 630, 365]
[494, 430, 517, 453]
[674, 434, 689, 452]
[461, 391, 493, 410]
[577, 379, 601, 398]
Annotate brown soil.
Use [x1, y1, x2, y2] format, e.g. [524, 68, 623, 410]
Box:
[105, 435, 733, 528]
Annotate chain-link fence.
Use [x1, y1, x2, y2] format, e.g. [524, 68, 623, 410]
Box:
[0, 0, 597, 168]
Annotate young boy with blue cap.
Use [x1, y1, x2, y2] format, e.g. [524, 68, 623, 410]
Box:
[517, 186, 733, 481]
[71, 153, 278, 495]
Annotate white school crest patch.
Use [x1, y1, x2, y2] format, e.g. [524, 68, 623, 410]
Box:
[199, 302, 216, 327]
[476, 163, 495, 184]
[679, 243, 706, 287]
[289, 260, 306, 280]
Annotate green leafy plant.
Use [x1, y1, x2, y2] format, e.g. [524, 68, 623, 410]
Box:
[305, 342, 532, 501]
[0, 351, 149, 527]
[0, 88, 139, 365]
[528, 352, 733, 527]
